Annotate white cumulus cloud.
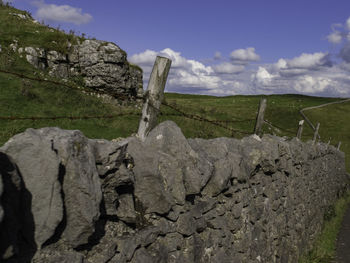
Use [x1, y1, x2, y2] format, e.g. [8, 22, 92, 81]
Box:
[230, 47, 260, 63]
[129, 48, 249, 95]
[130, 46, 350, 97]
[294, 75, 333, 94]
[252, 67, 275, 86]
[327, 31, 343, 44]
[33, 0, 92, 25]
[129, 49, 158, 65]
[346, 17, 350, 31]
[287, 52, 331, 69]
[213, 62, 245, 74]
[327, 18, 350, 44]
[130, 48, 219, 92]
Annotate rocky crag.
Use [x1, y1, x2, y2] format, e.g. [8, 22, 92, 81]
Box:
[3, 8, 143, 102]
[14, 39, 143, 101]
[0, 121, 349, 263]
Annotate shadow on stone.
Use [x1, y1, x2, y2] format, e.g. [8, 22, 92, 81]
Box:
[75, 198, 107, 252]
[42, 164, 67, 248]
[0, 152, 36, 262]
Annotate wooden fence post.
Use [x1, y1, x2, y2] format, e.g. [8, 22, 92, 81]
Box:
[137, 56, 172, 141]
[312, 122, 320, 144]
[337, 141, 342, 151]
[254, 98, 267, 136]
[296, 120, 304, 139]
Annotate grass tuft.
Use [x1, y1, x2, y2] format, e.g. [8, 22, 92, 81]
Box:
[299, 191, 350, 263]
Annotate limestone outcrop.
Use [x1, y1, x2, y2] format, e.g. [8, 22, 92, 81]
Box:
[17, 39, 143, 101]
[0, 121, 349, 262]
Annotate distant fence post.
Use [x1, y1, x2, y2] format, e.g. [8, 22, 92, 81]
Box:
[312, 122, 320, 144]
[296, 120, 304, 139]
[337, 141, 342, 151]
[137, 56, 172, 141]
[254, 98, 267, 136]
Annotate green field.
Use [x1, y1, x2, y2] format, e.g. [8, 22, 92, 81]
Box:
[1, 73, 348, 173]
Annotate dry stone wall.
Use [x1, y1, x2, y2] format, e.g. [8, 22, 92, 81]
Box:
[0, 121, 349, 263]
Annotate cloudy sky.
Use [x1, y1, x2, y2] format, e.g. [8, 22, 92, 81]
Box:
[7, 0, 350, 97]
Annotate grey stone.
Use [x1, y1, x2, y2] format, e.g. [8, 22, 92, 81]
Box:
[146, 121, 213, 195]
[176, 212, 196, 236]
[195, 217, 207, 233]
[0, 130, 63, 248]
[158, 232, 183, 252]
[109, 252, 127, 263]
[89, 138, 128, 177]
[1, 128, 102, 248]
[158, 153, 186, 205]
[127, 137, 174, 215]
[115, 236, 139, 261]
[203, 152, 241, 197]
[232, 202, 243, 219]
[130, 247, 153, 263]
[45, 128, 102, 247]
[33, 251, 85, 263]
[166, 205, 182, 222]
[138, 225, 162, 247]
[116, 194, 137, 224]
[100, 163, 135, 217]
[191, 198, 217, 219]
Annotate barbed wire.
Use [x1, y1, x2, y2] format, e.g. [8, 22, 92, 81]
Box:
[161, 100, 252, 135]
[0, 69, 254, 134]
[1, 68, 300, 139]
[263, 120, 297, 136]
[0, 68, 135, 101]
[0, 112, 141, 121]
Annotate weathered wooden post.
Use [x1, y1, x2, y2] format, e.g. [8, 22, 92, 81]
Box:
[137, 56, 172, 141]
[312, 122, 320, 144]
[337, 141, 342, 151]
[254, 98, 267, 136]
[296, 120, 304, 139]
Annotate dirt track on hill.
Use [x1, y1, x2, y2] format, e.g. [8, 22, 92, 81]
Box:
[336, 203, 350, 263]
[299, 98, 350, 138]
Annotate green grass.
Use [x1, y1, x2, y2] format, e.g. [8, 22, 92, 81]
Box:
[0, 3, 79, 54]
[159, 93, 342, 140]
[299, 191, 350, 263]
[0, 70, 141, 144]
[303, 102, 350, 172]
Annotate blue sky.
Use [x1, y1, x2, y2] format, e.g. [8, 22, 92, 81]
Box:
[6, 0, 350, 97]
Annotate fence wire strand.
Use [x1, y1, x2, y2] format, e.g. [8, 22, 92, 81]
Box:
[263, 120, 297, 136]
[1, 68, 303, 139]
[161, 100, 252, 135]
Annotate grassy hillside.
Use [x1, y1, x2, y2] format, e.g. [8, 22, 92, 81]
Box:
[0, 2, 141, 144]
[304, 101, 350, 170]
[0, 3, 79, 54]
